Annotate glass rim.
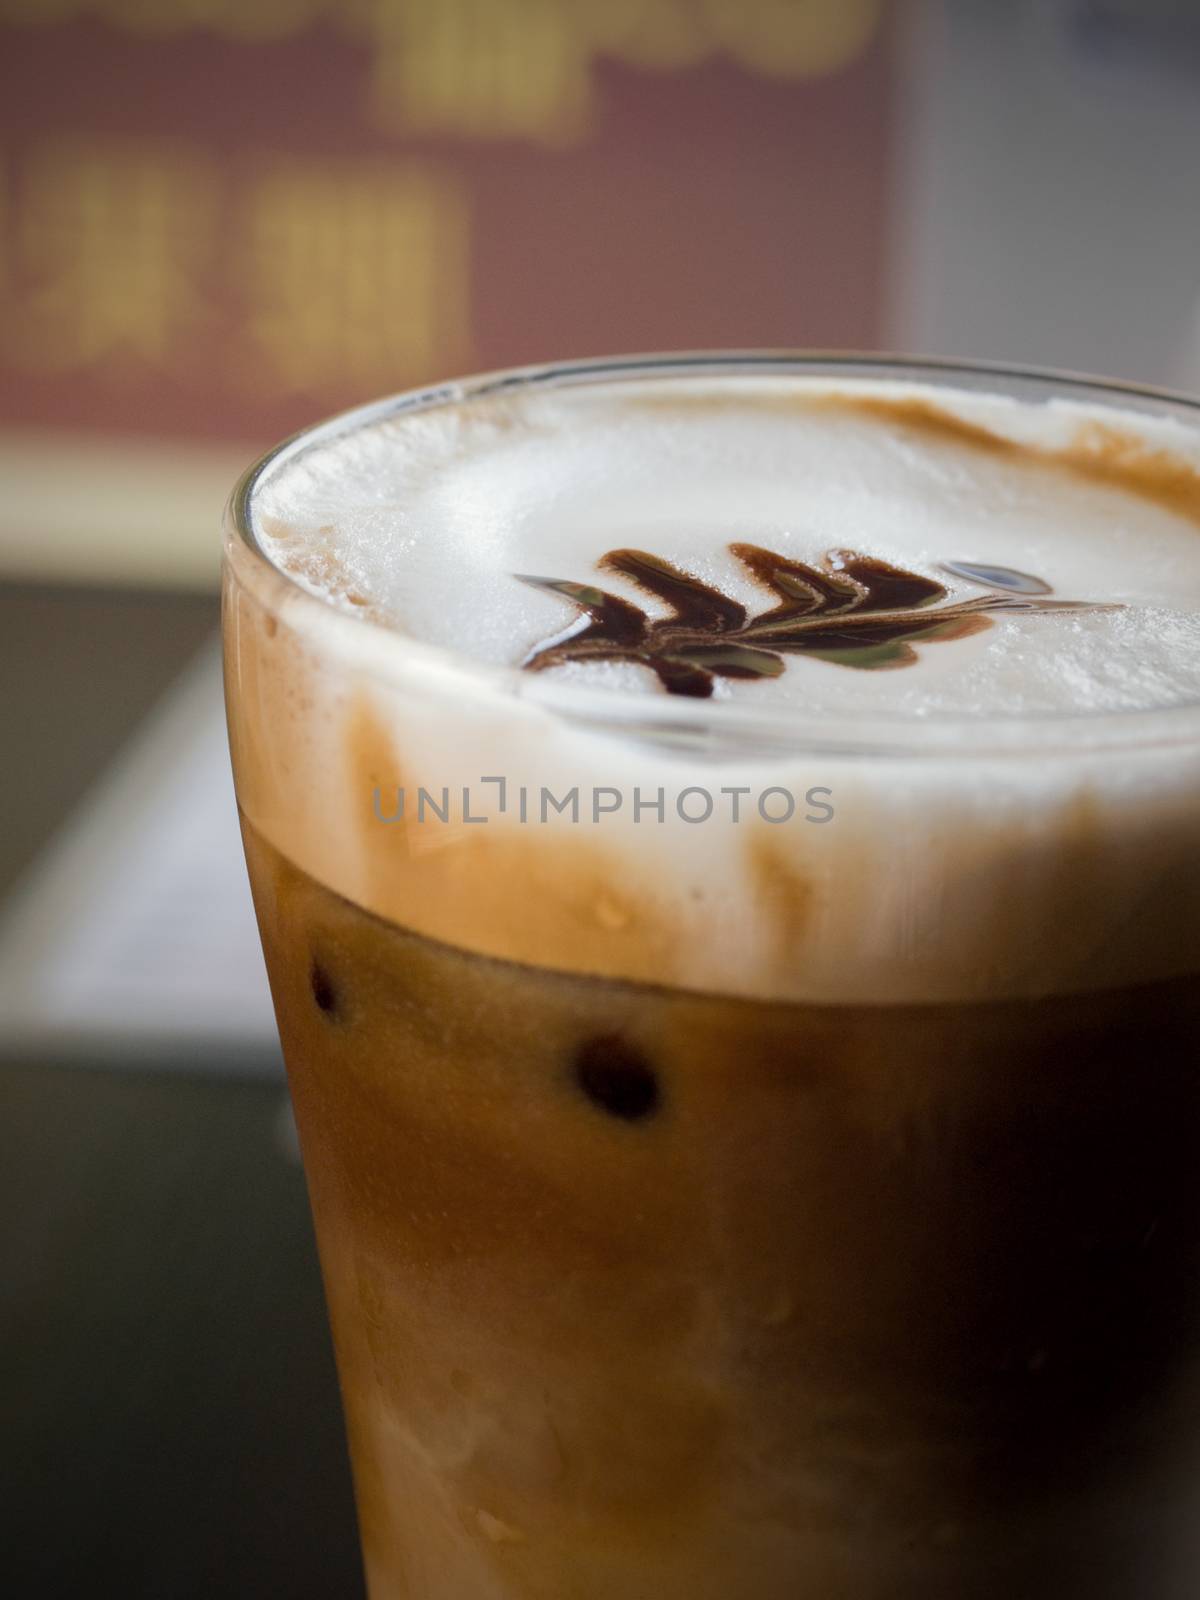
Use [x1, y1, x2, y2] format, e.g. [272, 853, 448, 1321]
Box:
[226, 350, 1200, 759]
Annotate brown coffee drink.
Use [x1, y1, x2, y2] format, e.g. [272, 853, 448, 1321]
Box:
[225, 357, 1200, 1598]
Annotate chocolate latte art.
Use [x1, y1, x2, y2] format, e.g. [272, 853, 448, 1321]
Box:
[518, 546, 1112, 695]
[225, 358, 1200, 1599]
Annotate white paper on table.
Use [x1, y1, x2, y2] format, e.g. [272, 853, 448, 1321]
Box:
[0, 637, 281, 1071]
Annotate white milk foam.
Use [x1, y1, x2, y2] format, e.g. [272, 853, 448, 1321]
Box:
[256, 377, 1200, 718]
[228, 373, 1200, 1003]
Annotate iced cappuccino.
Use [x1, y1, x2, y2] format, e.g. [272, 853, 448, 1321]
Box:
[224, 357, 1200, 1598]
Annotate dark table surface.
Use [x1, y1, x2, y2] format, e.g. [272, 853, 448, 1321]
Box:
[0, 581, 364, 1596]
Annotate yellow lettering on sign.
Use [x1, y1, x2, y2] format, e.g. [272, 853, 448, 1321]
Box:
[583, 0, 709, 73]
[364, 0, 589, 143]
[705, 0, 883, 79]
[238, 159, 472, 394]
[0, 0, 885, 143]
[8, 136, 217, 372]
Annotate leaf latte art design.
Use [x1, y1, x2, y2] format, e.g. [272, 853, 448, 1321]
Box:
[515, 546, 1118, 698]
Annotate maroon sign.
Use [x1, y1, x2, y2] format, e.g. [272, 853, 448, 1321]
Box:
[0, 1, 892, 446]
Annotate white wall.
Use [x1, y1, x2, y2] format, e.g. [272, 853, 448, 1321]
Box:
[889, 0, 1200, 389]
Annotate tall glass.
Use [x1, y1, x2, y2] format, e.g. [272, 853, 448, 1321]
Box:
[223, 356, 1200, 1599]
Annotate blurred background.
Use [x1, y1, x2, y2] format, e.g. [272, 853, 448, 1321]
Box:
[2, 0, 1200, 1592]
